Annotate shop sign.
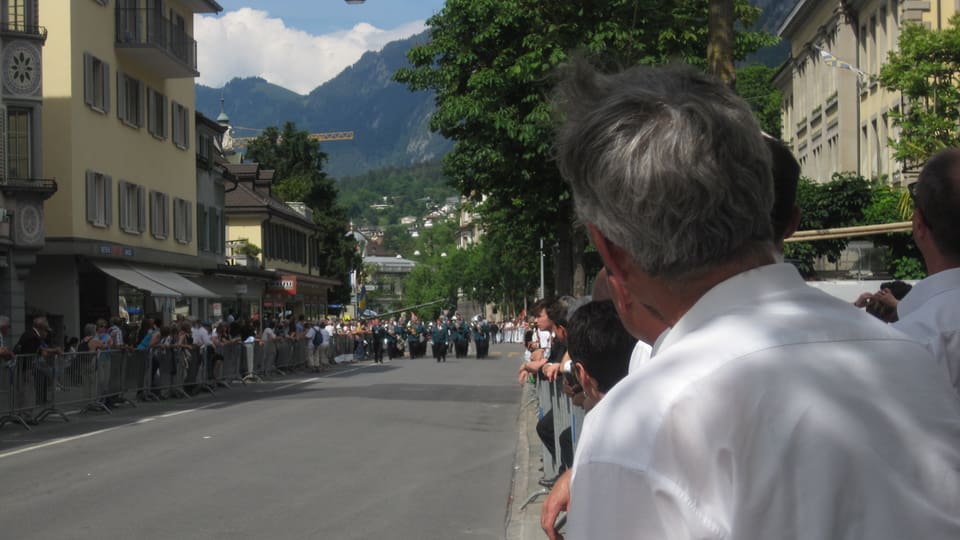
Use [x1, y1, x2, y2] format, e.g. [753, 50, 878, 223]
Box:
[268, 275, 297, 295]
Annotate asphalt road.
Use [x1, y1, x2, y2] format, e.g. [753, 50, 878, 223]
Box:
[0, 347, 525, 539]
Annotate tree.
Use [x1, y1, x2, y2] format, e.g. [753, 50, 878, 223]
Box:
[395, 0, 775, 299]
[244, 121, 359, 303]
[708, 0, 736, 87]
[736, 63, 783, 138]
[879, 15, 960, 166]
[784, 173, 872, 276]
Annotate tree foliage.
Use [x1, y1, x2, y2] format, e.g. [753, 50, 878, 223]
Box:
[395, 0, 776, 300]
[736, 62, 783, 138]
[244, 121, 359, 303]
[784, 173, 871, 275]
[337, 161, 458, 227]
[879, 14, 960, 166]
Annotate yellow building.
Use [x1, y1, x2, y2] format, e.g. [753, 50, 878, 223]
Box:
[223, 163, 339, 322]
[776, 0, 958, 185]
[30, 0, 221, 338]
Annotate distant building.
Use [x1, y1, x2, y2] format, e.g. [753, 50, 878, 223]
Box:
[774, 0, 954, 185]
[363, 255, 416, 312]
[223, 162, 340, 321]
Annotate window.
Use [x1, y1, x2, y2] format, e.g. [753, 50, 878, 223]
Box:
[147, 87, 167, 138]
[7, 0, 29, 31]
[171, 101, 189, 149]
[118, 180, 146, 234]
[150, 190, 169, 239]
[173, 197, 192, 244]
[117, 72, 143, 128]
[208, 207, 222, 254]
[83, 53, 110, 113]
[197, 132, 212, 165]
[7, 108, 30, 179]
[197, 203, 208, 251]
[86, 171, 112, 228]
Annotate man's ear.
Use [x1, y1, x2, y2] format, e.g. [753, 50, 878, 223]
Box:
[782, 205, 801, 241]
[587, 223, 632, 282]
[576, 362, 598, 393]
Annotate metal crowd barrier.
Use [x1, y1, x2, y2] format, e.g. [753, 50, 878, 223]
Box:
[521, 377, 585, 510]
[0, 345, 228, 430]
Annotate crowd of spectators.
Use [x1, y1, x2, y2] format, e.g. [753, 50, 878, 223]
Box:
[524, 59, 960, 539]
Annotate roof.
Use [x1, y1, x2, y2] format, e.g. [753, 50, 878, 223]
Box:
[224, 182, 315, 226]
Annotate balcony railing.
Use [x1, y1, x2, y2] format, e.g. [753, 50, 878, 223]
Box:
[0, 22, 47, 39]
[115, 7, 197, 76]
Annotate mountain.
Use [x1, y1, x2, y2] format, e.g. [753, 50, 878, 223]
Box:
[196, 32, 452, 178]
[196, 1, 800, 177]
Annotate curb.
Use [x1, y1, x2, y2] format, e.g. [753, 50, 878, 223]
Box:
[506, 384, 546, 540]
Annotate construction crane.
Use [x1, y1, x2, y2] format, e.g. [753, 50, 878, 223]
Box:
[225, 126, 354, 149]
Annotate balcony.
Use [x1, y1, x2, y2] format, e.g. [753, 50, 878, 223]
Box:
[115, 7, 198, 78]
[0, 21, 47, 41]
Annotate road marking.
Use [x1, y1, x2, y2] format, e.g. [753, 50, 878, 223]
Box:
[0, 405, 213, 460]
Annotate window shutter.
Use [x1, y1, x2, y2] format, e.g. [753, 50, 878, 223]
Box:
[101, 61, 111, 113]
[116, 73, 126, 121]
[184, 201, 192, 244]
[83, 53, 94, 107]
[103, 174, 113, 227]
[86, 171, 97, 224]
[197, 203, 206, 250]
[137, 185, 146, 232]
[183, 106, 190, 150]
[162, 194, 169, 238]
[137, 82, 145, 127]
[171, 102, 178, 145]
[118, 180, 128, 228]
[161, 95, 168, 137]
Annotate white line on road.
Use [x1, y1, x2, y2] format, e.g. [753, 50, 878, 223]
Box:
[0, 405, 213, 460]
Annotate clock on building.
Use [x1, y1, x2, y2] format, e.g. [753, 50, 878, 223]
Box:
[17, 202, 42, 245]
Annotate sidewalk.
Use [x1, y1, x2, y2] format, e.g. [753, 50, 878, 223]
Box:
[506, 382, 555, 540]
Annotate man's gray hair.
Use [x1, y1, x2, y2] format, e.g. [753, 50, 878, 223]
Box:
[553, 60, 775, 280]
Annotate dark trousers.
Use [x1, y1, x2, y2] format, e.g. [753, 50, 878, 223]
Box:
[373, 341, 383, 363]
[536, 409, 573, 474]
[433, 342, 447, 362]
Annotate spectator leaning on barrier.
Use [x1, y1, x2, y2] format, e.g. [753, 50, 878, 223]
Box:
[553, 59, 960, 538]
[892, 148, 960, 394]
[541, 299, 637, 539]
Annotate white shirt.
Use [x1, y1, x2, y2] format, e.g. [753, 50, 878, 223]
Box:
[305, 326, 318, 348]
[626, 339, 653, 374]
[192, 326, 213, 347]
[320, 327, 331, 346]
[568, 263, 960, 539]
[893, 267, 960, 394]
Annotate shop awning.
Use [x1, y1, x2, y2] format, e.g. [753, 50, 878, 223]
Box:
[131, 267, 219, 298]
[94, 261, 181, 297]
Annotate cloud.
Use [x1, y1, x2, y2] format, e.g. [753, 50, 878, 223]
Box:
[195, 8, 425, 94]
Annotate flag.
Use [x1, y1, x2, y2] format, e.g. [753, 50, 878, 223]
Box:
[358, 285, 367, 310]
[817, 48, 866, 80]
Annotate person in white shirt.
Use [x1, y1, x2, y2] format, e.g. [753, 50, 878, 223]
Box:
[320, 319, 333, 367]
[304, 322, 321, 372]
[552, 60, 960, 539]
[892, 148, 960, 394]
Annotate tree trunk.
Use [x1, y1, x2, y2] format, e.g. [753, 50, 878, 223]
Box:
[708, 0, 736, 89]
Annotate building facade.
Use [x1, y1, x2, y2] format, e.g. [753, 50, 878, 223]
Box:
[776, 0, 958, 185]
[31, 0, 222, 340]
[0, 0, 56, 336]
[223, 162, 339, 322]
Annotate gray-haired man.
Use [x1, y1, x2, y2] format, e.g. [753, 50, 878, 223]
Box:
[554, 60, 960, 539]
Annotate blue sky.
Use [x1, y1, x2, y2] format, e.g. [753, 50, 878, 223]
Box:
[196, 0, 447, 93]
